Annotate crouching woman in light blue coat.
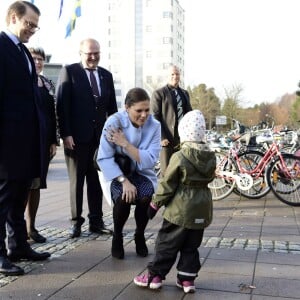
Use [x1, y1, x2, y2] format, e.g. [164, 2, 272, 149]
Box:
[97, 87, 161, 259]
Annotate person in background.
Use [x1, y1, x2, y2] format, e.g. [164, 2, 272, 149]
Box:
[97, 87, 161, 259]
[56, 38, 118, 238]
[25, 46, 59, 243]
[0, 1, 51, 276]
[151, 64, 192, 177]
[134, 110, 216, 293]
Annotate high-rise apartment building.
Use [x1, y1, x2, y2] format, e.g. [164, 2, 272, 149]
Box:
[43, 0, 185, 109]
[105, 0, 185, 108]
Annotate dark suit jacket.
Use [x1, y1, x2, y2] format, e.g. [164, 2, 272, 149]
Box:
[0, 32, 47, 186]
[56, 63, 118, 143]
[151, 84, 192, 147]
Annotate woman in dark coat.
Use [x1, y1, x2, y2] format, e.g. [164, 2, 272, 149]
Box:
[25, 47, 59, 243]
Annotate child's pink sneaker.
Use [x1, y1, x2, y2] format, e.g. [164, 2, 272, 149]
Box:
[133, 274, 162, 289]
[176, 279, 195, 293]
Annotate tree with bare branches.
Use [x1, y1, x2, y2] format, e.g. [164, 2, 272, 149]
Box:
[187, 84, 221, 129]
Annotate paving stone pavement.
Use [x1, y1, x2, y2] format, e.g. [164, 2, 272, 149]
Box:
[1, 219, 299, 289]
[0, 147, 300, 299]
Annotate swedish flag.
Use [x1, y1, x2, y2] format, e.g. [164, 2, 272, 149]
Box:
[65, 0, 81, 38]
[58, 0, 64, 19]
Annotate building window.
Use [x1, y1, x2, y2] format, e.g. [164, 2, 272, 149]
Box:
[146, 51, 152, 58]
[146, 76, 152, 84]
[146, 25, 152, 32]
[163, 37, 173, 44]
[115, 89, 122, 96]
[163, 11, 173, 18]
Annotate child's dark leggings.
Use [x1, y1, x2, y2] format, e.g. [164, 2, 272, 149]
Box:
[147, 219, 204, 281]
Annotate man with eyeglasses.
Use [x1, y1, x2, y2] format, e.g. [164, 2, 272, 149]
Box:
[0, 1, 51, 276]
[23, 19, 40, 32]
[56, 38, 118, 238]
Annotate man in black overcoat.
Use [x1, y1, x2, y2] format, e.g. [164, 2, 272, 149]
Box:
[0, 1, 50, 276]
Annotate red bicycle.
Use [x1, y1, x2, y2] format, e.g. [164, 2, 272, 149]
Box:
[209, 139, 300, 206]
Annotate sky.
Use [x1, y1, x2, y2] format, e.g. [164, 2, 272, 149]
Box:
[180, 0, 300, 105]
[1, 0, 299, 106]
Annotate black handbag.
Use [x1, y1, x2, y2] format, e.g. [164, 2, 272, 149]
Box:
[94, 149, 131, 176]
[115, 153, 131, 176]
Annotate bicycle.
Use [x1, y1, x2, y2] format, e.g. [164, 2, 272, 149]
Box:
[209, 138, 300, 206]
[209, 140, 268, 200]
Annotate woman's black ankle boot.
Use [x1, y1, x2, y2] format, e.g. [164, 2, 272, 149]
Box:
[111, 234, 124, 259]
[112, 200, 131, 259]
[134, 233, 148, 257]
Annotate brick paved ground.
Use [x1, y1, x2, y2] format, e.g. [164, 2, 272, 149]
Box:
[0, 147, 299, 299]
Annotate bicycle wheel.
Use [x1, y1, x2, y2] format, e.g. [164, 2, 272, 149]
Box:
[281, 144, 300, 154]
[234, 150, 271, 199]
[208, 152, 236, 200]
[267, 153, 300, 206]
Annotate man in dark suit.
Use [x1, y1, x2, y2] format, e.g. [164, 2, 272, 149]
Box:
[0, 1, 51, 276]
[151, 65, 192, 176]
[56, 38, 118, 238]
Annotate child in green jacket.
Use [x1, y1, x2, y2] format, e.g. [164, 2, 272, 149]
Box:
[133, 110, 216, 293]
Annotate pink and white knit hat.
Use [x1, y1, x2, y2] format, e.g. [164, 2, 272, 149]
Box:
[178, 110, 206, 142]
